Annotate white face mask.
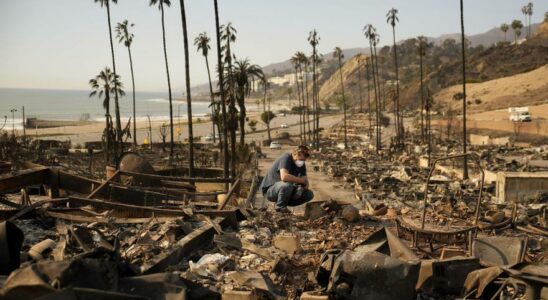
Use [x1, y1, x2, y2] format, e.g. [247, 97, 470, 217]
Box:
[295, 160, 305, 167]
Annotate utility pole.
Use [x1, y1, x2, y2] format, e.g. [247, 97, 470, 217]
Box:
[10, 109, 17, 135]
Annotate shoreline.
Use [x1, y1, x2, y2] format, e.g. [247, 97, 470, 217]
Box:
[4, 101, 303, 145]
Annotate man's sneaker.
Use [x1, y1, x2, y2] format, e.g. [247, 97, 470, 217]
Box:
[275, 207, 291, 214]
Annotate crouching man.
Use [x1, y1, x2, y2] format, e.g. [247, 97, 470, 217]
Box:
[260, 145, 314, 212]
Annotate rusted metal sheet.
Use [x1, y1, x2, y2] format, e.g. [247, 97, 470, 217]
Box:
[121, 170, 231, 183]
[354, 227, 418, 261]
[55, 170, 100, 195]
[0, 221, 24, 275]
[143, 216, 233, 274]
[0, 167, 50, 193]
[1, 259, 119, 299]
[432, 257, 481, 294]
[44, 210, 181, 224]
[328, 250, 420, 300]
[473, 236, 527, 267]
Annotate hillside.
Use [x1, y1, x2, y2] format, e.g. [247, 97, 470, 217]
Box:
[432, 23, 539, 47]
[318, 54, 366, 108]
[312, 20, 548, 114]
[433, 64, 548, 113]
[260, 23, 541, 76]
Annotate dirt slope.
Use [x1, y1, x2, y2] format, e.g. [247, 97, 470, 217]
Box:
[434, 64, 548, 112]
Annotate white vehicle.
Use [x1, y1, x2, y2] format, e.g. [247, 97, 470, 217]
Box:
[508, 107, 532, 122]
[269, 141, 282, 149]
[280, 123, 289, 128]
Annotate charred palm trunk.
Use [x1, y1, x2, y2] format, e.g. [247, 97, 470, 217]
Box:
[304, 63, 311, 145]
[338, 55, 347, 149]
[160, 2, 174, 158]
[366, 61, 373, 138]
[104, 91, 111, 165]
[460, 0, 469, 179]
[180, 0, 194, 177]
[226, 39, 236, 178]
[238, 94, 246, 145]
[127, 46, 137, 146]
[419, 46, 424, 143]
[392, 25, 401, 146]
[311, 50, 319, 149]
[205, 54, 216, 143]
[264, 84, 271, 141]
[314, 62, 320, 148]
[294, 67, 303, 143]
[214, 0, 229, 180]
[106, 2, 122, 160]
[369, 42, 380, 152]
[358, 59, 363, 113]
[373, 44, 382, 151]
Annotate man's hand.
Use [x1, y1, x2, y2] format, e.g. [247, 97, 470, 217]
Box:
[280, 168, 308, 187]
[303, 177, 309, 189]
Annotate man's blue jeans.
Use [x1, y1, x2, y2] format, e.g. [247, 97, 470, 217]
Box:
[264, 181, 314, 210]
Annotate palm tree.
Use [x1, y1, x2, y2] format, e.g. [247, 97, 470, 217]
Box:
[365, 57, 373, 138]
[308, 30, 320, 149]
[150, 0, 175, 158]
[94, 0, 123, 157]
[500, 23, 509, 42]
[194, 32, 217, 144]
[115, 20, 137, 146]
[312, 53, 322, 148]
[89, 67, 125, 165]
[213, 0, 229, 180]
[526, 3, 533, 38]
[460, 0, 468, 179]
[386, 7, 402, 146]
[357, 55, 364, 113]
[417, 36, 427, 142]
[290, 53, 304, 143]
[179, 0, 194, 177]
[522, 3, 533, 38]
[232, 58, 264, 145]
[220, 22, 238, 177]
[298, 52, 311, 145]
[333, 47, 347, 149]
[364, 24, 381, 152]
[511, 19, 524, 44]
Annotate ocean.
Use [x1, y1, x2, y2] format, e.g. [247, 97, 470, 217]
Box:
[0, 88, 213, 129]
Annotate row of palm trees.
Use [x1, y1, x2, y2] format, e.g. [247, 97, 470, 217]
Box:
[89, 0, 267, 180]
[289, 31, 322, 150]
[500, 20, 525, 43]
[288, 3, 469, 176]
[500, 2, 535, 43]
[89, 1, 473, 179]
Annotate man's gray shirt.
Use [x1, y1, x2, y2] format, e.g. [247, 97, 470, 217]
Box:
[260, 153, 307, 194]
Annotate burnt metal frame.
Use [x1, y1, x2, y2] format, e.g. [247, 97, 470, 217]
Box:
[397, 153, 485, 252]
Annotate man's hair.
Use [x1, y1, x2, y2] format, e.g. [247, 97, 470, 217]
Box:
[292, 145, 310, 157]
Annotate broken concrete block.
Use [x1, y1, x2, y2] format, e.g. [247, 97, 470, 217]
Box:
[222, 290, 257, 300]
[273, 232, 301, 255]
[341, 205, 360, 222]
[300, 291, 329, 300]
[304, 201, 327, 220]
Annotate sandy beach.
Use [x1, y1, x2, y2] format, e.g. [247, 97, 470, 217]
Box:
[10, 100, 344, 146]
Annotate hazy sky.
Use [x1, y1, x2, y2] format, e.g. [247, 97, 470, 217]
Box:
[1, 0, 546, 93]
